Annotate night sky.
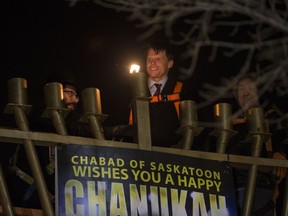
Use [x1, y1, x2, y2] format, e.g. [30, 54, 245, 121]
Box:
[3, 0, 148, 126]
[3, 1, 287, 127]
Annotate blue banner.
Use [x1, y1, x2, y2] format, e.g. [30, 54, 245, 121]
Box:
[56, 145, 237, 216]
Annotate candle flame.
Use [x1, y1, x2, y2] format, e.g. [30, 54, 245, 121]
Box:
[130, 64, 140, 73]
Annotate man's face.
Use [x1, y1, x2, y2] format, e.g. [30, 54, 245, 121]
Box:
[237, 78, 259, 111]
[146, 48, 173, 82]
[63, 86, 79, 110]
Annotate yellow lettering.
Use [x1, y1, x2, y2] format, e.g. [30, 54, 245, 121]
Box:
[110, 183, 128, 216]
[65, 180, 84, 215]
[209, 194, 228, 216]
[192, 192, 208, 216]
[130, 184, 148, 216]
[171, 189, 187, 215]
[165, 174, 175, 185]
[87, 181, 107, 215]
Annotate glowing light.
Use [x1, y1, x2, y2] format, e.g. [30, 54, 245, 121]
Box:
[130, 64, 140, 73]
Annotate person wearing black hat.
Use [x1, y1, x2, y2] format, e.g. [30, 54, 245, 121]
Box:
[44, 71, 96, 137]
[62, 83, 79, 110]
[46, 72, 80, 111]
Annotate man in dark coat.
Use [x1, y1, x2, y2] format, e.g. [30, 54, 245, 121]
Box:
[127, 40, 186, 147]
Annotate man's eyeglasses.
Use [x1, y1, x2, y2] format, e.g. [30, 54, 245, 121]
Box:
[64, 90, 79, 99]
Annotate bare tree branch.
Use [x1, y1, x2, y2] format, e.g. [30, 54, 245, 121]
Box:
[67, 0, 288, 112]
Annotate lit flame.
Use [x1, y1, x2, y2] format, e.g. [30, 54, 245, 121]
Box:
[130, 64, 140, 73]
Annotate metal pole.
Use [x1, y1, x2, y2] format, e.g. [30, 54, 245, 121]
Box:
[280, 114, 288, 216]
[0, 164, 15, 216]
[133, 98, 152, 150]
[242, 136, 263, 216]
[14, 107, 54, 216]
[130, 71, 152, 150]
[50, 110, 68, 135]
[281, 176, 288, 216]
[216, 131, 231, 154]
[242, 107, 267, 216]
[87, 115, 105, 139]
[211, 103, 236, 154]
[181, 128, 195, 150]
[177, 100, 202, 150]
[43, 82, 69, 136]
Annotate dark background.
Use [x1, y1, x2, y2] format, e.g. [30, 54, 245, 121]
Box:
[3, 0, 148, 126]
[3, 0, 287, 127]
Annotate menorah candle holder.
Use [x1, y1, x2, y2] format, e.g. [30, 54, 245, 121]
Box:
[79, 87, 107, 123]
[129, 67, 152, 148]
[246, 107, 271, 143]
[210, 103, 237, 154]
[132, 72, 150, 99]
[176, 100, 203, 149]
[4, 77, 32, 114]
[41, 82, 69, 118]
[242, 107, 271, 216]
[177, 100, 203, 134]
[4, 78, 54, 215]
[79, 87, 108, 140]
[210, 103, 237, 137]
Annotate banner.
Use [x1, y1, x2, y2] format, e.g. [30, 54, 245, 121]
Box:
[56, 145, 237, 216]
